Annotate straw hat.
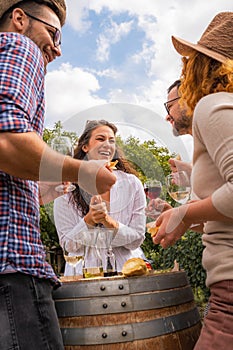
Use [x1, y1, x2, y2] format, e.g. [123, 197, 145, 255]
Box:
[172, 12, 233, 63]
[0, 0, 66, 26]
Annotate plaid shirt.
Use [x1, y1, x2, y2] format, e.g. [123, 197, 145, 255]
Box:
[0, 33, 59, 285]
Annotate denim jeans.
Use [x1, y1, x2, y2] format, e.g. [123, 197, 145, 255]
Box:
[0, 272, 64, 350]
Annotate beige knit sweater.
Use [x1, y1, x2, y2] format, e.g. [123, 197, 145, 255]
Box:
[192, 92, 233, 287]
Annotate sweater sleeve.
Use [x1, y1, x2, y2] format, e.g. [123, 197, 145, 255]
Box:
[193, 93, 233, 219]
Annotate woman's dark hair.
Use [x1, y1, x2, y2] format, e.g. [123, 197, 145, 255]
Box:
[70, 119, 138, 216]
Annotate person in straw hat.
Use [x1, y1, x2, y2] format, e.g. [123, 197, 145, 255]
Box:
[0, 1, 116, 349]
[151, 12, 233, 349]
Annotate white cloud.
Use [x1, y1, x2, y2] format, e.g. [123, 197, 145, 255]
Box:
[66, 0, 91, 32]
[65, 0, 233, 84]
[91, 68, 120, 79]
[87, 0, 178, 18]
[45, 63, 106, 127]
[108, 88, 140, 105]
[96, 19, 134, 62]
[107, 79, 167, 117]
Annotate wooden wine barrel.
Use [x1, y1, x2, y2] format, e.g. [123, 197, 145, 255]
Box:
[53, 271, 202, 349]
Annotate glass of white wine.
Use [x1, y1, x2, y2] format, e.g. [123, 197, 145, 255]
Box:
[62, 241, 83, 276]
[50, 135, 76, 193]
[166, 171, 191, 205]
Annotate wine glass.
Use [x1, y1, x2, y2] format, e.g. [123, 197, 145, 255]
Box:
[62, 241, 84, 277]
[166, 171, 191, 204]
[50, 135, 76, 192]
[144, 179, 162, 217]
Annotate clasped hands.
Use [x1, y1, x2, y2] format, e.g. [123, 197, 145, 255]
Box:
[89, 195, 108, 226]
[84, 195, 118, 229]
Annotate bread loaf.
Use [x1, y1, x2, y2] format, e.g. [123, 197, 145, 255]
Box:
[122, 258, 148, 277]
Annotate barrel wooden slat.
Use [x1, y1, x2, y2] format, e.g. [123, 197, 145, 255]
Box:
[53, 271, 202, 349]
[58, 301, 197, 328]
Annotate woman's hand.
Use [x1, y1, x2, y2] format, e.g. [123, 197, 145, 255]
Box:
[151, 207, 191, 248]
[90, 195, 108, 224]
[84, 195, 118, 229]
[168, 158, 192, 178]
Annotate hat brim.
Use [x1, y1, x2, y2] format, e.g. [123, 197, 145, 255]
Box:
[172, 35, 227, 63]
[0, 0, 66, 26]
[0, 0, 21, 18]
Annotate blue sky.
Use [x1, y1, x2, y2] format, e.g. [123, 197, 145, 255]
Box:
[45, 0, 233, 161]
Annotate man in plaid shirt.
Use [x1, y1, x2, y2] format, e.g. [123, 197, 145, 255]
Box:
[0, 1, 116, 349]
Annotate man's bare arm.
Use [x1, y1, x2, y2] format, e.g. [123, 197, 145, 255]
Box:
[0, 131, 116, 195]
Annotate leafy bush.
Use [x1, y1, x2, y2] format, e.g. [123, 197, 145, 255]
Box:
[40, 203, 59, 250]
[142, 229, 210, 301]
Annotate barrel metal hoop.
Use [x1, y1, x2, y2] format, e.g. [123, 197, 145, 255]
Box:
[55, 285, 193, 317]
[61, 307, 201, 346]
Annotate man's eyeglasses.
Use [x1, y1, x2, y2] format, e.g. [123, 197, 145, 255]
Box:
[164, 97, 180, 115]
[24, 11, 61, 47]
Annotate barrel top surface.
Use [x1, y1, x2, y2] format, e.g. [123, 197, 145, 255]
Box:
[53, 270, 189, 299]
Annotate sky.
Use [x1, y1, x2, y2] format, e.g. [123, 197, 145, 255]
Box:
[44, 0, 233, 161]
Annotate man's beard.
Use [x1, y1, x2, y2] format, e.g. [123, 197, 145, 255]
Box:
[172, 113, 192, 136]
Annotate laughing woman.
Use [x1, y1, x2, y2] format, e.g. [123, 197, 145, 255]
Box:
[54, 119, 147, 275]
